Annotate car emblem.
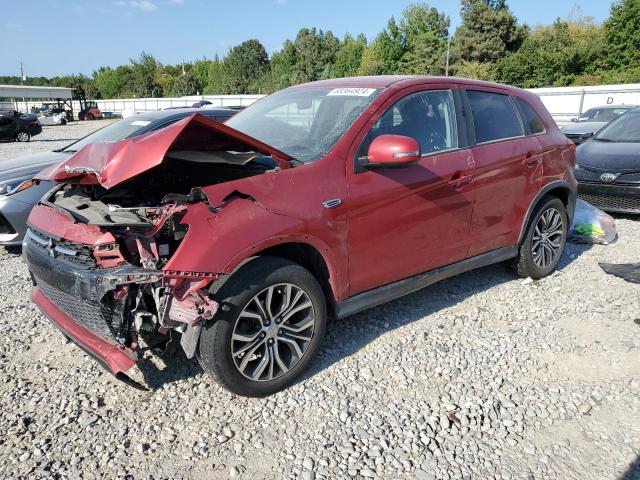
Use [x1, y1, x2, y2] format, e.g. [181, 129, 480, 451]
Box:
[46, 238, 56, 258]
[600, 172, 618, 183]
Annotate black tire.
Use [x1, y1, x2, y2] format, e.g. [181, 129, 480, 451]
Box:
[85, 113, 95, 120]
[514, 195, 567, 279]
[15, 131, 30, 142]
[198, 256, 327, 397]
[78, 113, 85, 121]
[61, 118, 67, 125]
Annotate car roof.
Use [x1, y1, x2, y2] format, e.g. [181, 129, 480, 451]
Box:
[287, 75, 525, 92]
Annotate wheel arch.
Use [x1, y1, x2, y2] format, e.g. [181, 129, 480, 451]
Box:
[517, 180, 576, 244]
[239, 241, 338, 318]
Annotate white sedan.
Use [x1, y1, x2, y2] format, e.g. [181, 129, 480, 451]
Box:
[37, 112, 67, 126]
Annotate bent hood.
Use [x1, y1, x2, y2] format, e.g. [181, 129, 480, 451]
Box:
[577, 140, 640, 172]
[36, 114, 292, 189]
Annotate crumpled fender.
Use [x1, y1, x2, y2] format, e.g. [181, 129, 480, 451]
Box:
[162, 176, 349, 301]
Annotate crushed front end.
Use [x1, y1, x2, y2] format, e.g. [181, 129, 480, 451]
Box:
[23, 191, 220, 387]
[22, 114, 291, 387]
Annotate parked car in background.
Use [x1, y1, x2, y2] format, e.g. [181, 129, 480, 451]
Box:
[0, 107, 237, 246]
[575, 107, 640, 213]
[192, 100, 212, 108]
[23, 76, 576, 397]
[561, 105, 636, 144]
[37, 111, 67, 126]
[0, 110, 42, 142]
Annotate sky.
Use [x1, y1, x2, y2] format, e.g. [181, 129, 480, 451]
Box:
[1, 0, 616, 78]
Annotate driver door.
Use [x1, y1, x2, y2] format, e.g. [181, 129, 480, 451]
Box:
[346, 87, 475, 296]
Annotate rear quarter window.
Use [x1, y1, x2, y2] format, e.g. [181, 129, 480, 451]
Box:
[467, 90, 524, 144]
[514, 98, 545, 135]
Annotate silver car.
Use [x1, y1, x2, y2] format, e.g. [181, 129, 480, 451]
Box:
[0, 107, 238, 246]
[561, 105, 636, 144]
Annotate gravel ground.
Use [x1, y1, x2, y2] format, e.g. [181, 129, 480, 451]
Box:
[0, 120, 117, 162]
[0, 130, 639, 479]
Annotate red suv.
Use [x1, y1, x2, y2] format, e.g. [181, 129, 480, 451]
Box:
[24, 77, 576, 397]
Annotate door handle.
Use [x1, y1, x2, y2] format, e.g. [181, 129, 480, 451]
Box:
[523, 151, 541, 166]
[448, 174, 472, 189]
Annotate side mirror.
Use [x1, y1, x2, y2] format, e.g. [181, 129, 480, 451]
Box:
[362, 134, 420, 169]
[570, 118, 578, 123]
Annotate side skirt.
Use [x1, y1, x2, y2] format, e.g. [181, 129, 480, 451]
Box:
[335, 246, 518, 319]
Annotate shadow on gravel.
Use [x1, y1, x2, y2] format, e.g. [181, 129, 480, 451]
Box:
[302, 243, 593, 384]
[620, 455, 640, 480]
[137, 349, 205, 391]
[1, 246, 22, 256]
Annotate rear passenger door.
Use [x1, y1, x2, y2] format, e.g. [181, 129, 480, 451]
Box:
[464, 89, 543, 256]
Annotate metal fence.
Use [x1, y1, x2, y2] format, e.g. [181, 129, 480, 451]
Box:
[9, 83, 640, 126]
[529, 83, 640, 125]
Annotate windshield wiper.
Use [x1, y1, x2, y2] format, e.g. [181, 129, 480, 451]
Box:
[593, 137, 613, 142]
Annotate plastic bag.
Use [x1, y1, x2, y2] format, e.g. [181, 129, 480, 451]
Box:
[568, 198, 617, 245]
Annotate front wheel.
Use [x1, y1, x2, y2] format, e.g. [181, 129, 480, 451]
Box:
[15, 131, 30, 142]
[514, 196, 568, 279]
[198, 256, 327, 397]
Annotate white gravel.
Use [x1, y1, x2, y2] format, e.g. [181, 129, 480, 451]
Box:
[0, 120, 117, 162]
[0, 132, 639, 479]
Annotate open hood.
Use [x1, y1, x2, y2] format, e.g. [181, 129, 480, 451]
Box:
[36, 114, 292, 189]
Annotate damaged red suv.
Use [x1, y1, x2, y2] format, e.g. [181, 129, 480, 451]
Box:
[24, 77, 576, 397]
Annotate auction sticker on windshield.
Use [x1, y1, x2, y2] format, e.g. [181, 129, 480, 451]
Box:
[327, 88, 377, 97]
[130, 120, 151, 126]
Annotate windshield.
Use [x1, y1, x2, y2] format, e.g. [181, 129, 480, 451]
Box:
[61, 118, 152, 153]
[226, 87, 382, 163]
[593, 109, 640, 143]
[580, 107, 629, 123]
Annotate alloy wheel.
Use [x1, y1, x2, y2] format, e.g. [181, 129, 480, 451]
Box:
[531, 207, 564, 269]
[231, 283, 315, 382]
[16, 132, 29, 142]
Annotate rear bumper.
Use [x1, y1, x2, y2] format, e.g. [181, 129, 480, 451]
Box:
[31, 286, 137, 374]
[577, 182, 640, 214]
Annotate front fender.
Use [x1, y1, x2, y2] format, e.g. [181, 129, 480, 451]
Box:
[162, 196, 348, 301]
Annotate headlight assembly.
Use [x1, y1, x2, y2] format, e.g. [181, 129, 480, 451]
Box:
[0, 178, 37, 196]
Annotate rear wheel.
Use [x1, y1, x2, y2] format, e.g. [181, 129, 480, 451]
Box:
[15, 131, 30, 142]
[198, 256, 327, 397]
[85, 113, 95, 120]
[514, 196, 567, 279]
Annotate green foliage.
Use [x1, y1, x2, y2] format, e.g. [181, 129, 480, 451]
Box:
[12, 1, 640, 98]
[495, 19, 606, 87]
[605, 0, 640, 69]
[222, 39, 269, 94]
[398, 4, 450, 75]
[331, 34, 367, 78]
[456, 0, 526, 64]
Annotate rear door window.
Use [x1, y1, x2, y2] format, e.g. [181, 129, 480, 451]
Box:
[467, 90, 524, 144]
[514, 98, 545, 135]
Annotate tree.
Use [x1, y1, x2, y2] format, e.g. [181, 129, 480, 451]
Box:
[222, 39, 269, 94]
[398, 3, 450, 75]
[357, 42, 386, 76]
[495, 19, 605, 88]
[332, 34, 367, 78]
[455, 0, 526, 64]
[375, 18, 405, 73]
[129, 52, 163, 98]
[292, 28, 341, 82]
[169, 71, 199, 96]
[605, 0, 640, 69]
[93, 66, 134, 98]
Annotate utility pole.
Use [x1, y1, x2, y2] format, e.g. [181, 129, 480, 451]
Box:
[445, 35, 451, 77]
